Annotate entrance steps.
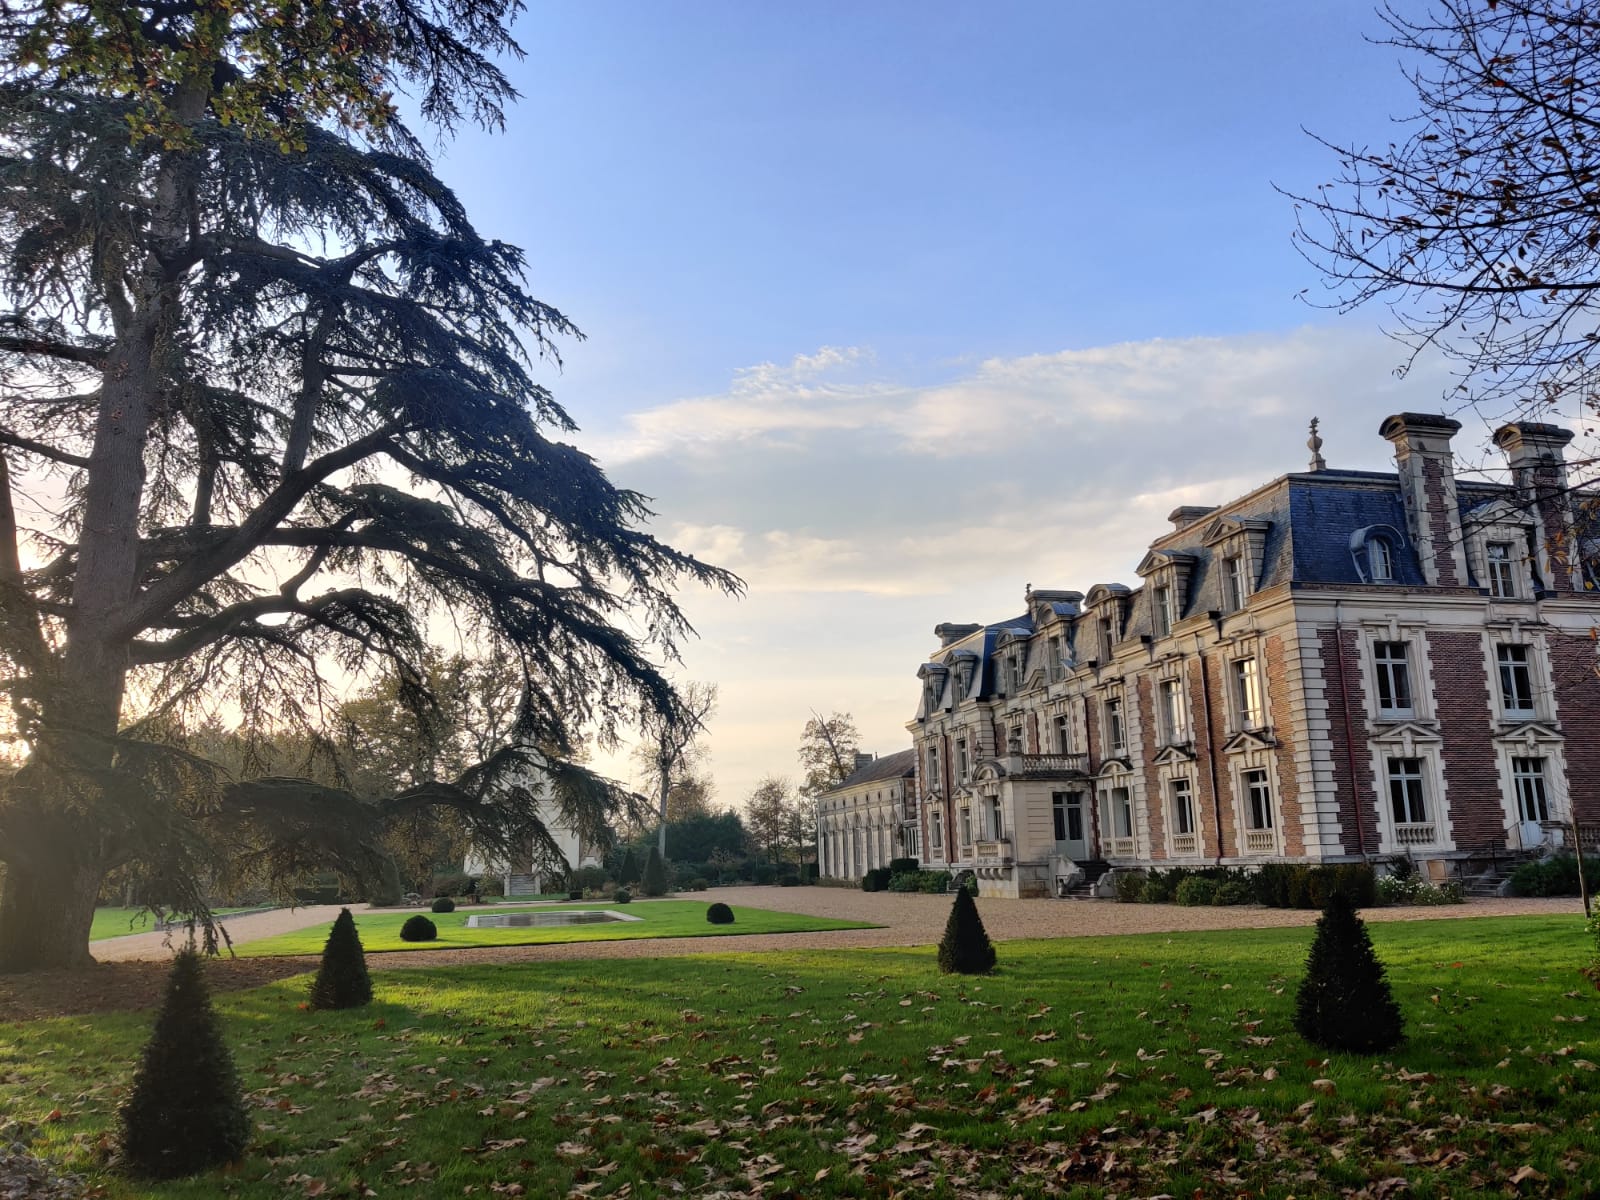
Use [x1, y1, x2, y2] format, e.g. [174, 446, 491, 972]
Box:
[1058, 859, 1111, 900]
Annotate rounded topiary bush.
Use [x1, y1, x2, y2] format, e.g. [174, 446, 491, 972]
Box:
[309, 908, 372, 1010]
[400, 915, 437, 942]
[431, 896, 455, 913]
[1175, 876, 1219, 906]
[614, 888, 632, 904]
[706, 902, 735, 925]
[938, 887, 996, 975]
[689, 877, 710, 892]
[1213, 879, 1255, 906]
[568, 889, 583, 901]
[1294, 892, 1403, 1053]
[120, 950, 250, 1178]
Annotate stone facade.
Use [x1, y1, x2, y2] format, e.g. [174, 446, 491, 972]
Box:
[816, 750, 917, 880]
[906, 414, 1600, 898]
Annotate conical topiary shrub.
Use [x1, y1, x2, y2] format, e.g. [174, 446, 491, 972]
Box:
[641, 846, 669, 897]
[617, 848, 641, 886]
[309, 908, 373, 1010]
[1293, 891, 1403, 1052]
[120, 950, 250, 1178]
[938, 886, 996, 974]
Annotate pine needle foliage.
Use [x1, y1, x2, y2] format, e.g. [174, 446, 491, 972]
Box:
[938, 887, 996, 975]
[309, 908, 372, 1010]
[641, 847, 669, 897]
[617, 849, 640, 886]
[1293, 892, 1404, 1053]
[119, 950, 250, 1178]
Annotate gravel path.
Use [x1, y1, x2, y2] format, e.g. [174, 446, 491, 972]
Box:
[91, 903, 361, 962]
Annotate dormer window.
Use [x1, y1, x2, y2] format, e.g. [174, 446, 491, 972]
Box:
[1224, 555, 1247, 612]
[1369, 537, 1395, 582]
[1486, 541, 1517, 598]
[1153, 585, 1174, 637]
[1099, 616, 1114, 660]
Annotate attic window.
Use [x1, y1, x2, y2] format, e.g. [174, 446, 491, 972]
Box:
[1350, 525, 1405, 585]
[1369, 537, 1394, 582]
[1153, 585, 1174, 637]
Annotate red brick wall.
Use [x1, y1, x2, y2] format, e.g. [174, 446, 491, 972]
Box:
[1427, 631, 1503, 847]
[1549, 633, 1600, 821]
[1193, 652, 1231, 858]
[1135, 674, 1167, 858]
[1530, 460, 1574, 591]
[1318, 628, 1377, 855]
[1421, 457, 1461, 585]
[1264, 634, 1304, 856]
[1083, 695, 1102, 850]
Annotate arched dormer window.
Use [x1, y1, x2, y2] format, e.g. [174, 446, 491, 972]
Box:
[1350, 524, 1405, 584]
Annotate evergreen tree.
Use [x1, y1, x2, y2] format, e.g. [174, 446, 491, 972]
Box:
[0, 0, 739, 971]
[938, 887, 996, 975]
[120, 950, 250, 1178]
[641, 846, 669, 897]
[309, 908, 373, 1010]
[618, 849, 641, 886]
[1293, 892, 1404, 1053]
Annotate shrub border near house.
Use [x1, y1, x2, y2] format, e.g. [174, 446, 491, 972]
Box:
[1122, 863, 1458, 909]
[1509, 854, 1600, 898]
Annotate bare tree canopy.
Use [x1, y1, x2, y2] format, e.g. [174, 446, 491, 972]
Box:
[634, 681, 717, 856]
[1289, 1, 1600, 421]
[797, 711, 860, 799]
[0, 0, 739, 970]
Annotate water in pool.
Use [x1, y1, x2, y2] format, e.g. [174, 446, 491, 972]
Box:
[465, 910, 639, 928]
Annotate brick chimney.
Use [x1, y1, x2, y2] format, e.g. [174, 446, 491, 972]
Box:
[1379, 413, 1469, 586]
[1493, 421, 1577, 591]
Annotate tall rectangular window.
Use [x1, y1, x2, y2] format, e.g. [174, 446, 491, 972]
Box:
[1225, 555, 1247, 611]
[1159, 677, 1188, 743]
[930, 808, 943, 852]
[1007, 724, 1024, 754]
[1387, 757, 1428, 824]
[1513, 757, 1550, 822]
[959, 803, 972, 847]
[956, 738, 969, 781]
[926, 746, 941, 788]
[1373, 641, 1414, 716]
[1153, 585, 1173, 637]
[986, 796, 1004, 840]
[1110, 787, 1133, 838]
[1242, 768, 1274, 830]
[1099, 616, 1115, 660]
[1051, 791, 1084, 843]
[1168, 777, 1195, 836]
[1232, 657, 1263, 728]
[1487, 541, 1518, 598]
[1053, 712, 1073, 755]
[1497, 644, 1536, 714]
[1106, 696, 1126, 754]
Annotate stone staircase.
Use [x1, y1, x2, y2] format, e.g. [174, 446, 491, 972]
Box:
[1458, 846, 1541, 898]
[1058, 859, 1111, 899]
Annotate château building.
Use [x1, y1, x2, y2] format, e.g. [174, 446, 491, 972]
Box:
[900, 414, 1600, 898]
[815, 750, 916, 880]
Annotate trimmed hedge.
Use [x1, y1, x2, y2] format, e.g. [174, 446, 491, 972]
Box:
[1510, 855, 1600, 897]
[888, 869, 953, 894]
[430, 896, 455, 914]
[860, 867, 894, 892]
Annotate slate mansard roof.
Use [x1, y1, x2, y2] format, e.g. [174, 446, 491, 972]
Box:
[828, 749, 917, 793]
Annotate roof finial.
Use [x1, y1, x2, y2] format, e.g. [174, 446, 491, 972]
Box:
[1307, 416, 1327, 472]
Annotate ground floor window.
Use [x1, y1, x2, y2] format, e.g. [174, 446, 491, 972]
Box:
[1513, 756, 1550, 823]
[1242, 768, 1274, 830]
[1169, 778, 1195, 836]
[902, 824, 922, 860]
[1101, 786, 1133, 839]
[959, 803, 973, 848]
[1386, 757, 1427, 825]
[1052, 791, 1084, 843]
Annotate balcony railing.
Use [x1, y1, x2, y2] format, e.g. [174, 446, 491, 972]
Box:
[1170, 833, 1200, 856]
[1015, 752, 1090, 776]
[1243, 828, 1277, 854]
[1394, 822, 1436, 847]
[1106, 836, 1137, 859]
[973, 839, 1013, 866]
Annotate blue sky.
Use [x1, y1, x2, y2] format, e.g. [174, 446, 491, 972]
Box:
[426, 3, 1482, 803]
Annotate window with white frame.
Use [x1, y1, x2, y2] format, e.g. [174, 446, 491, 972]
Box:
[1368, 537, 1395, 582]
[929, 807, 944, 852]
[1052, 791, 1084, 843]
[1372, 641, 1414, 717]
[1232, 657, 1264, 729]
[1153, 584, 1173, 637]
[1105, 786, 1133, 839]
[985, 795, 1004, 840]
[1053, 712, 1074, 755]
[1386, 757, 1428, 825]
[1105, 695, 1126, 754]
[1159, 677, 1189, 743]
[1007, 724, 1024, 754]
[1497, 644, 1536, 715]
[1486, 541, 1518, 598]
[1168, 777, 1196, 837]
[1513, 756, 1550, 822]
[1008, 652, 1024, 692]
[903, 824, 921, 859]
[956, 737, 969, 781]
[1242, 768, 1274, 830]
[926, 745, 941, 787]
[959, 802, 972, 847]
[1224, 555, 1247, 612]
[1099, 616, 1115, 660]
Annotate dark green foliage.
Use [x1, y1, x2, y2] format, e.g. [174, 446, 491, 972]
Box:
[119, 951, 249, 1178]
[431, 896, 456, 913]
[613, 888, 632, 904]
[687, 877, 710, 891]
[888, 857, 919, 875]
[617, 849, 641, 886]
[779, 875, 799, 887]
[888, 869, 954, 893]
[399, 916, 437, 942]
[568, 865, 608, 893]
[1510, 855, 1600, 897]
[479, 876, 505, 897]
[309, 909, 372, 1011]
[938, 887, 996, 975]
[567, 889, 583, 901]
[860, 867, 893, 892]
[641, 847, 669, 897]
[430, 873, 472, 900]
[1294, 893, 1404, 1053]
[706, 902, 735, 925]
[1213, 879, 1255, 906]
[1255, 864, 1377, 909]
[1175, 877, 1219, 906]
[1113, 871, 1148, 903]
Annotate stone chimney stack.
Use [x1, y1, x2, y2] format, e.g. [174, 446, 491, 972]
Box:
[1379, 413, 1469, 587]
[1493, 421, 1577, 591]
[854, 752, 874, 771]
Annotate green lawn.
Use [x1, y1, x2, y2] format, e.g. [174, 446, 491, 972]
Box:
[236, 900, 873, 956]
[4, 915, 1596, 1198]
[90, 907, 262, 942]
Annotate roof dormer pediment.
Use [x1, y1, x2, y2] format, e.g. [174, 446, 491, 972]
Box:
[1136, 550, 1197, 578]
[1201, 515, 1272, 548]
